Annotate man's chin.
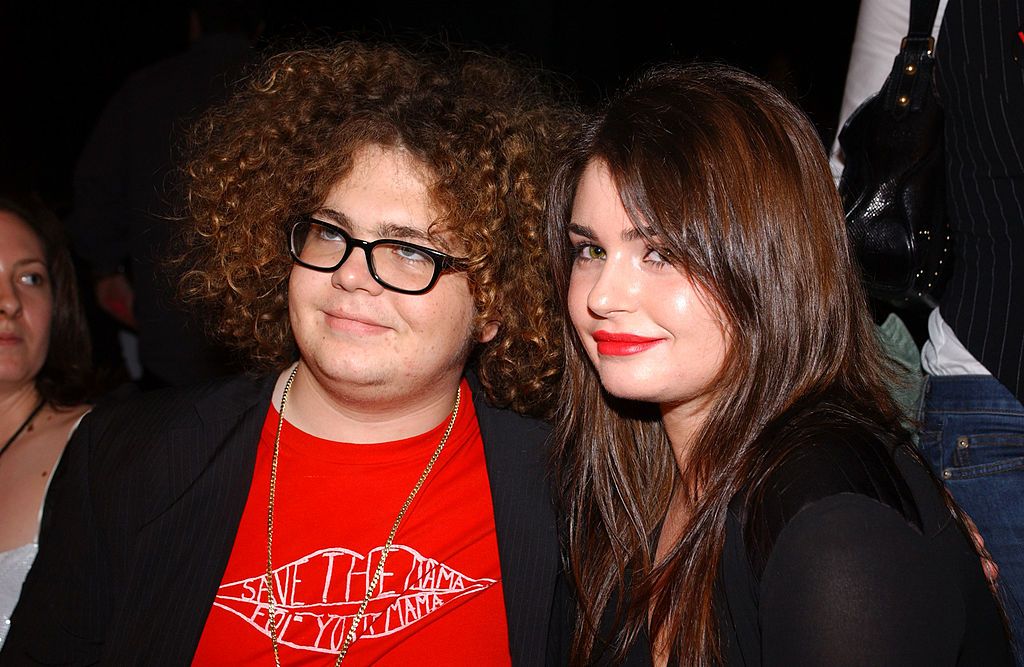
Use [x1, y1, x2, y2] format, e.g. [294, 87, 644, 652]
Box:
[302, 361, 387, 390]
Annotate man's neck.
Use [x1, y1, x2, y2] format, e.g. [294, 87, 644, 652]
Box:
[272, 363, 464, 444]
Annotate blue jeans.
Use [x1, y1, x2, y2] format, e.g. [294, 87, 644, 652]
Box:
[918, 375, 1024, 658]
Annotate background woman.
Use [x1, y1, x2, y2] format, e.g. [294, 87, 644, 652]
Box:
[547, 64, 1011, 665]
[0, 197, 92, 646]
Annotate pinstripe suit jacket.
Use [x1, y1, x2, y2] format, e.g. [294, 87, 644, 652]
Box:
[936, 0, 1024, 401]
[1, 373, 561, 666]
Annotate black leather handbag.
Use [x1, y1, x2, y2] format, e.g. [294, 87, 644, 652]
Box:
[837, 0, 951, 308]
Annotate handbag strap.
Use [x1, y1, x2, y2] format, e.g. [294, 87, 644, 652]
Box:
[883, 0, 943, 119]
[908, 0, 941, 40]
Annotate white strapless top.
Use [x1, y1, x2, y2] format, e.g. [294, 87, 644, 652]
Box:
[0, 410, 87, 649]
[0, 542, 39, 644]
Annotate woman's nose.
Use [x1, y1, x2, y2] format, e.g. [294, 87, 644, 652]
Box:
[0, 278, 23, 318]
[586, 255, 638, 318]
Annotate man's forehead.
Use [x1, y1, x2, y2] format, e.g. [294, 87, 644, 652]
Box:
[319, 143, 467, 249]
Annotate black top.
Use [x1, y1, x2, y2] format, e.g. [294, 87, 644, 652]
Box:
[717, 434, 1012, 666]
[575, 411, 1012, 665]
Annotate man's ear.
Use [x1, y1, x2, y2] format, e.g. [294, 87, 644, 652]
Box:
[478, 320, 500, 343]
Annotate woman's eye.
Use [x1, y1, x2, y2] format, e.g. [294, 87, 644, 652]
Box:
[574, 243, 606, 261]
[18, 272, 46, 287]
[645, 247, 671, 266]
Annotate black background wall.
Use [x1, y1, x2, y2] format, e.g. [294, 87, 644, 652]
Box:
[1, 0, 861, 210]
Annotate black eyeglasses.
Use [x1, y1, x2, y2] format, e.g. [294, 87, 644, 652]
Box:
[289, 218, 469, 295]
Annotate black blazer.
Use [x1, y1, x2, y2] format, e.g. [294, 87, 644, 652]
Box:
[1, 373, 560, 666]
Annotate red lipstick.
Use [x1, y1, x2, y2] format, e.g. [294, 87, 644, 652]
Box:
[592, 331, 663, 356]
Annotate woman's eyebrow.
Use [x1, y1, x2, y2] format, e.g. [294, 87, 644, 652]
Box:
[568, 223, 656, 242]
[567, 223, 595, 239]
[622, 225, 657, 242]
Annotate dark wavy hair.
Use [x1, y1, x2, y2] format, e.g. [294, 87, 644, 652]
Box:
[178, 41, 577, 416]
[0, 196, 93, 406]
[547, 64, 952, 664]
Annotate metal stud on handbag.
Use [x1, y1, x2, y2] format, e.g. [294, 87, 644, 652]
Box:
[838, 0, 951, 309]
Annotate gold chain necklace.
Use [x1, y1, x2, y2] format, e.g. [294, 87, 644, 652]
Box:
[265, 365, 461, 666]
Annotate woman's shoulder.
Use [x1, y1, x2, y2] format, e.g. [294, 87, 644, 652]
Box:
[730, 413, 925, 578]
[745, 423, 918, 525]
[49, 403, 91, 433]
[719, 427, 1012, 665]
[27, 403, 90, 442]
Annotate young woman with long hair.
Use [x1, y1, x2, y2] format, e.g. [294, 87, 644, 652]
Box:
[547, 64, 1012, 666]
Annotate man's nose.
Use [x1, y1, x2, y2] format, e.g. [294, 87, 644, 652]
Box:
[331, 244, 384, 295]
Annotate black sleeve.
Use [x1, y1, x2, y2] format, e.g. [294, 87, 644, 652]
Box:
[758, 494, 965, 667]
[546, 565, 573, 666]
[1, 414, 109, 665]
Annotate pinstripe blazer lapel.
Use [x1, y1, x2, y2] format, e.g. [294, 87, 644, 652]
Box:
[470, 374, 559, 667]
[107, 374, 276, 664]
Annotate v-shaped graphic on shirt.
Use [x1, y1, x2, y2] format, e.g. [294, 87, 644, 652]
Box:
[213, 544, 497, 653]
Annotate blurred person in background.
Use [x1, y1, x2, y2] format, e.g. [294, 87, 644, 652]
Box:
[0, 196, 92, 648]
[832, 0, 1024, 650]
[67, 0, 263, 388]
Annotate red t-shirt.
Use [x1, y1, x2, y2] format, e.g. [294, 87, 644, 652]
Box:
[192, 380, 510, 665]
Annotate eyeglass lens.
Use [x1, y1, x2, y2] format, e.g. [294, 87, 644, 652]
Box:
[292, 220, 439, 292]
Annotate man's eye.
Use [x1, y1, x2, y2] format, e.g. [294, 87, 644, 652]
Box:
[394, 245, 432, 263]
[317, 227, 345, 242]
[574, 243, 606, 261]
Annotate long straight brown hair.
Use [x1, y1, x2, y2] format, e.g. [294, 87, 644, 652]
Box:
[547, 64, 917, 665]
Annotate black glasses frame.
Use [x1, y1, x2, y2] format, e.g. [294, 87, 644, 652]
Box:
[288, 218, 469, 295]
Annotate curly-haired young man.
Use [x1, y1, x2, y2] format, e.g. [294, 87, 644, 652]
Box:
[3, 42, 575, 665]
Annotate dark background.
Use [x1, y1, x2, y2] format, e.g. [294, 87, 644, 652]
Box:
[1, 0, 862, 212]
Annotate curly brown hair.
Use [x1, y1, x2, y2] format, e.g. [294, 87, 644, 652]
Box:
[179, 41, 576, 416]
